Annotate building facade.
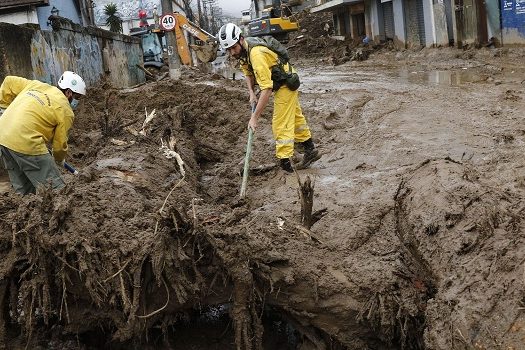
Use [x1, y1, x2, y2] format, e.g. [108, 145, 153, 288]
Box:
[0, 0, 95, 30]
[92, 0, 186, 35]
[311, 0, 525, 48]
[312, 0, 367, 40]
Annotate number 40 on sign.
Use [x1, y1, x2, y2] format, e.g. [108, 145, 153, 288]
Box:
[160, 14, 176, 31]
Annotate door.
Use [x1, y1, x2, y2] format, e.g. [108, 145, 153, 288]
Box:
[455, 0, 488, 46]
[416, 0, 426, 46]
[352, 13, 366, 37]
[405, 0, 426, 47]
[382, 1, 395, 40]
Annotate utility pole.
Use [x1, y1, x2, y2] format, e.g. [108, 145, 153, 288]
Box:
[197, 0, 203, 28]
[206, 4, 215, 33]
[202, 1, 209, 32]
[161, 0, 181, 79]
[203, 0, 217, 33]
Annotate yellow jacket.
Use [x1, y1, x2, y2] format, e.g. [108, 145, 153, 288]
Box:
[0, 76, 74, 163]
[240, 44, 294, 91]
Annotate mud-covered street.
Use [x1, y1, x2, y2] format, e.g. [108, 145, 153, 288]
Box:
[0, 46, 524, 349]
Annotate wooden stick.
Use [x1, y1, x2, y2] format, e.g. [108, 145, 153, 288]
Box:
[136, 64, 154, 78]
[240, 105, 256, 199]
[240, 127, 254, 199]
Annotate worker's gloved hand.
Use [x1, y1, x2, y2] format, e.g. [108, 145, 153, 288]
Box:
[56, 159, 65, 168]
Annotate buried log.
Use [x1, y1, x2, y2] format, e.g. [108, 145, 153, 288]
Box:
[136, 64, 154, 78]
[298, 175, 314, 229]
[294, 174, 329, 229]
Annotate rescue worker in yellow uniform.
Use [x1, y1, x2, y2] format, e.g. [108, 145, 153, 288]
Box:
[217, 23, 320, 172]
[0, 71, 86, 195]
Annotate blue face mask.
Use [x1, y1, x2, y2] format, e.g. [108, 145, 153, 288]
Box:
[70, 98, 79, 110]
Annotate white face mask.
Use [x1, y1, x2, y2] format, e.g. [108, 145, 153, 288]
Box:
[70, 98, 79, 110]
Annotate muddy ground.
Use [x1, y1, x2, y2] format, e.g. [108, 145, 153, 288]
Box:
[1, 41, 525, 349]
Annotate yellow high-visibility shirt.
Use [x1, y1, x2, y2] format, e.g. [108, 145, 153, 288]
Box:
[240, 45, 293, 91]
[0, 76, 74, 163]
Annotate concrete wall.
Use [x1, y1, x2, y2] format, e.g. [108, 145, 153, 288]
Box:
[432, 0, 449, 46]
[393, 0, 406, 46]
[367, 0, 381, 41]
[423, 0, 433, 46]
[443, 0, 453, 43]
[0, 18, 145, 89]
[501, 0, 525, 45]
[485, 0, 501, 40]
[0, 23, 36, 82]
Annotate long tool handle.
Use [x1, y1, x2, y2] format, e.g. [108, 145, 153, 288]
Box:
[63, 161, 78, 175]
[240, 105, 256, 199]
[48, 149, 78, 175]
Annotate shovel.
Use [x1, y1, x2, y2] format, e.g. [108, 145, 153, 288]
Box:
[239, 104, 256, 199]
[48, 149, 78, 175]
[63, 161, 79, 175]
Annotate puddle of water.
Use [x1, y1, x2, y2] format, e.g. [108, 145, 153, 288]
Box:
[318, 174, 355, 189]
[319, 175, 339, 186]
[398, 68, 487, 86]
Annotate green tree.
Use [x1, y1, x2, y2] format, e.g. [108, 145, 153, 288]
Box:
[104, 3, 123, 33]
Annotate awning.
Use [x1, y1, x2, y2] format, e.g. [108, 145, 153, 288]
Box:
[311, 0, 363, 13]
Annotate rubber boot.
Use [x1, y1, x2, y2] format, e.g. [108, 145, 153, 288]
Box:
[295, 141, 305, 154]
[301, 138, 321, 168]
[280, 158, 293, 173]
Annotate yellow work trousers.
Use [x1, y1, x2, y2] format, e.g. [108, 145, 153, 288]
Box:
[272, 86, 311, 159]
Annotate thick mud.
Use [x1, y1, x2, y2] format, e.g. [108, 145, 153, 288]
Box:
[0, 35, 524, 350]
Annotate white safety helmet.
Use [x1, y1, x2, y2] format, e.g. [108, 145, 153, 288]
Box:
[217, 23, 242, 49]
[57, 71, 86, 95]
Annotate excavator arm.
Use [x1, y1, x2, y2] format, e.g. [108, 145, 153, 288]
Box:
[173, 13, 218, 65]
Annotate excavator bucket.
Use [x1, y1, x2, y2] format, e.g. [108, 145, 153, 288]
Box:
[190, 42, 218, 63]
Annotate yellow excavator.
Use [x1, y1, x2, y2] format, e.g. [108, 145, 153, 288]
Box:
[248, 1, 299, 42]
[131, 12, 217, 68]
[171, 12, 218, 65]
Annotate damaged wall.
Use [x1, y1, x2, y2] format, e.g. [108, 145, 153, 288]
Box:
[0, 23, 36, 82]
[0, 18, 145, 89]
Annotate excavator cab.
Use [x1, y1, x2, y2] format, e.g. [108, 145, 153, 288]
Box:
[130, 26, 165, 68]
[247, 5, 298, 42]
[131, 13, 217, 68]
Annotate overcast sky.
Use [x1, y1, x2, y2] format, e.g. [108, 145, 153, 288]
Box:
[216, 0, 252, 16]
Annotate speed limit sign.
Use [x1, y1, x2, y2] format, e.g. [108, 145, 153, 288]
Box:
[160, 14, 176, 31]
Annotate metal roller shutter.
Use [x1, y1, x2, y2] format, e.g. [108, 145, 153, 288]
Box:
[382, 1, 395, 40]
[406, 0, 426, 47]
[416, 0, 426, 46]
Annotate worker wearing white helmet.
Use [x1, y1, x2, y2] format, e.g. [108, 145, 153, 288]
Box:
[0, 71, 86, 195]
[217, 23, 320, 172]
